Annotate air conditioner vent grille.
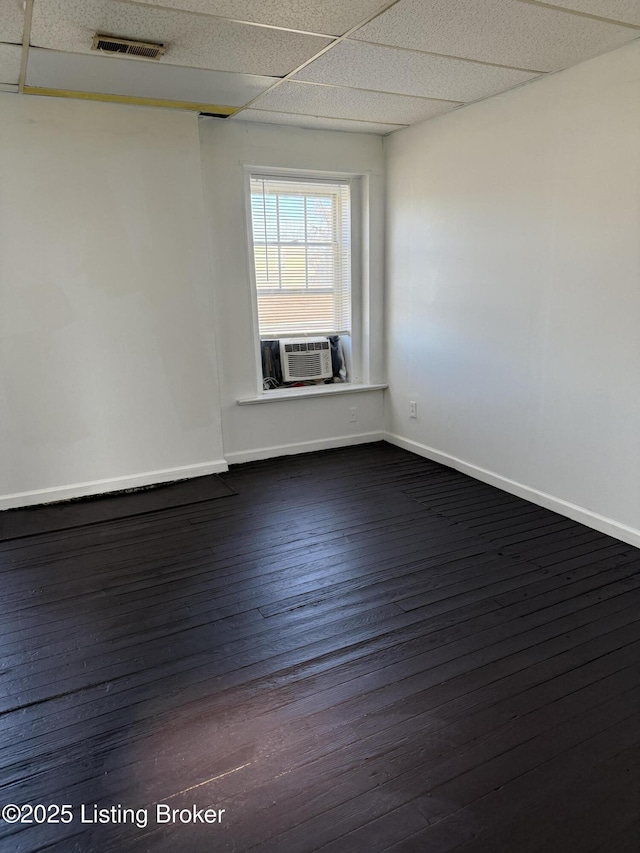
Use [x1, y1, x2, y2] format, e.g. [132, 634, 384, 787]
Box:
[284, 341, 330, 354]
[92, 35, 166, 60]
[286, 353, 325, 377]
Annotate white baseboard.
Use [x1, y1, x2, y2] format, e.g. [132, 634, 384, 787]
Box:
[225, 431, 384, 465]
[0, 460, 229, 511]
[385, 432, 640, 550]
[8, 433, 638, 551]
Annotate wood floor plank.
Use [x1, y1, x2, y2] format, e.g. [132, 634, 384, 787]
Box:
[383, 719, 640, 853]
[0, 442, 637, 852]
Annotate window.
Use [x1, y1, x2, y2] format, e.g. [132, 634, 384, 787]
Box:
[249, 174, 351, 339]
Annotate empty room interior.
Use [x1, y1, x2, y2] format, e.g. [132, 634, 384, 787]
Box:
[1, 0, 640, 850]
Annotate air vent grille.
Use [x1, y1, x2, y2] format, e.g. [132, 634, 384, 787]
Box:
[92, 35, 166, 60]
[284, 341, 330, 354]
[285, 352, 326, 377]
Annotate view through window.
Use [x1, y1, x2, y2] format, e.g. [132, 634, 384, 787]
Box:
[249, 174, 351, 339]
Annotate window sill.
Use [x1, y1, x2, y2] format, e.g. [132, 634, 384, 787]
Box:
[237, 383, 388, 405]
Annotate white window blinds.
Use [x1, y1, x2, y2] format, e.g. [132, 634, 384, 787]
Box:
[249, 175, 351, 338]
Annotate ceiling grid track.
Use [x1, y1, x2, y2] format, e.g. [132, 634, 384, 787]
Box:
[2, 0, 639, 132]
[512, 0, 640, 29]
[18, 0, 34, 93]
[231, 0, 405, 116]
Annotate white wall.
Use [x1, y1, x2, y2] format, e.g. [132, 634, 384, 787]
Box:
[0, 95, 225, 508]
[385, 40, 640, 545]
[199, 119, 385, 463]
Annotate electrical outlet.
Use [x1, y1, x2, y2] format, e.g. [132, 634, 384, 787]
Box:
[349, 407, 358, 423]
[409, 400, 418, 419]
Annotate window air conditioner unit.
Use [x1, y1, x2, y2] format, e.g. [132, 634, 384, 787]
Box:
[279, 338, 333, 382]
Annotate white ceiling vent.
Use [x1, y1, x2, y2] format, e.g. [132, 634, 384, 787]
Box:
[91, 35, 166, 61]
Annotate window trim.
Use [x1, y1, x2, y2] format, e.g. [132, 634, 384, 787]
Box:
[243, 165, 369, 397]
[237, 383, 388, 405]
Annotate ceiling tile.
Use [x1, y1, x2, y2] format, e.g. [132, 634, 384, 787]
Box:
[30, 0, 330, 77]
[249, 81, 460, 124]
[0, 42, 21, 84]
[351, 0, 638, 72]
[26, 48, 276, 106]
[231, 108, 405, 135]
[130, 0, 391, 37]
[546, 0, 640, 26]
[0, 0, 25, 43]
[294, 40, 541, 102]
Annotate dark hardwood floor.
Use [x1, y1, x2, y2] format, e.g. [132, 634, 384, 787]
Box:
[0, 442, 638, 852]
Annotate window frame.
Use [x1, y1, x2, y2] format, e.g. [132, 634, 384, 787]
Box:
[243, 165, 367, 396]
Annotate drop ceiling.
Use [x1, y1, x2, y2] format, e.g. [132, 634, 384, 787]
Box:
[1, 0, 639, 133]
